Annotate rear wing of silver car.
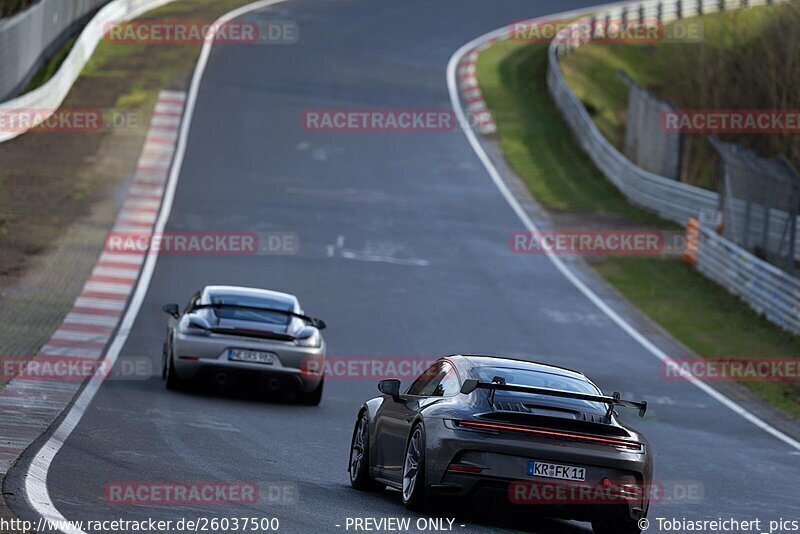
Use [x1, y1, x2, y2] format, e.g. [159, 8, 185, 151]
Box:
[192, 303, 327, 329]
[460, 379, 647, 418]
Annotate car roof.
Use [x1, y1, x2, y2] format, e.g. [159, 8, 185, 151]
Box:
[201, 285, 299, 309]
[455, 354, 589, 382]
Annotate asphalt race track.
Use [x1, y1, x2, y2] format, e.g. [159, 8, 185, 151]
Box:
[7, 0, 800, 532]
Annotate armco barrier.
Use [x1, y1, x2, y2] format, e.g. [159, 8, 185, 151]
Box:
[544, 0, 800, 260]
[685, 218, 800, 335]
[0, 0, 109, 101]
[0, 0, 178, 144]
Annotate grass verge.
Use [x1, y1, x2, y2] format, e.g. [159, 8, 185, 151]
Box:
[476, 39, 666, 225]
[559, 3, 800, 189]
[476, 37, 800, 419]
[23, 37, 77, 93]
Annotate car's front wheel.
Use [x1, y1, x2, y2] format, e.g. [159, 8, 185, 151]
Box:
[349, 412, 379, 490]
[401, 423, 426, 509]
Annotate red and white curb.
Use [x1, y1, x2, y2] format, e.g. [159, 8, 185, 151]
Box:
[457, 36, 507, 136]
[0, 90, 187, 474]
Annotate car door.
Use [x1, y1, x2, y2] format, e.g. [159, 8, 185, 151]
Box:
[373, 361, 458, 482]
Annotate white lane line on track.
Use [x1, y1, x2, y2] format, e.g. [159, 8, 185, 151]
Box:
[22, 2, 289, 532]
[446, 18, 800, 453]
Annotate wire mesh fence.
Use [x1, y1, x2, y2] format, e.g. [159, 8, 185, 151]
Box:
[546, 0, 800, 261]
[711, 136, 799, 273]
[620, 71, 683, 181]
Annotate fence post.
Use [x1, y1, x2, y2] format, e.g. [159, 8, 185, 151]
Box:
[697, 0, 703, 15]
[762, 171, 775, 265]
[677, 0, 683, 18]
[657, 1, 663, 22]
[684, 218, 700, 264]
[718, 0, 725, 11]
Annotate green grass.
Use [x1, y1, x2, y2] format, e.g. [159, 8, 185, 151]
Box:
[23, 37, 77, 93]
[22, 37, 78, 93]
[476, 37, 800, 418]
[559, 4, 800, 189]
[596, 257, 800, 418]
[559, 44, 665, 149]
[477, 39, 667, 226]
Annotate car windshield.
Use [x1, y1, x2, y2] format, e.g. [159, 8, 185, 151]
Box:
[208, 294, 292, 326]
[474, 366, 605, 413]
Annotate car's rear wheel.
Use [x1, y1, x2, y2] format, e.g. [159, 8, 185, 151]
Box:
[164, 346, 185, 391]
[592, 517, 642, 534]
[349, 412, 379, 490]
[401, 424, 426, 509]
[296, 377, 324, 405]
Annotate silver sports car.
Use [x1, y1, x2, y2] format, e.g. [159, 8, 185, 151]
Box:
[161, 285, 326, 405]
[348, 355, 651, 534]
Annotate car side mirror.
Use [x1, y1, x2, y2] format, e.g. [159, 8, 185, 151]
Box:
[378, 379, 401, 397]
[162, 303, 179, 319]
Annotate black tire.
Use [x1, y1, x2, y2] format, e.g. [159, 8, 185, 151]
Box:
[164, 347, 185, 391]
[297, 378, 324, 406]
[161, 342, 169, 379]
[592, 517, 642, 534]
[401, 423, 426, 509]
[349, 411, 380, 490]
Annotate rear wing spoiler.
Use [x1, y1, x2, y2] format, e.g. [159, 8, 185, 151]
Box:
[192, 303, 326, 329]
[460, 379, 647, 418]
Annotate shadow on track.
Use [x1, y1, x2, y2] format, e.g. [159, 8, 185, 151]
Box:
[363, 485, 594, 534]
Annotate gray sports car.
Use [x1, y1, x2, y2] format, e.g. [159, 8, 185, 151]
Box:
[348, 355, 651, 534]
[161, 285, 326, 405]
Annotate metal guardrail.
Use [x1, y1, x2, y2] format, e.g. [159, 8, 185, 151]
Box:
[685, 218, 800, 335]
[0, 0, 109, 101]
[0, 0, 178, 144]
[545, 0, 800, 260]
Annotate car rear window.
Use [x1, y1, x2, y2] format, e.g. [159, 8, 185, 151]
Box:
[475, 366, 605, 412]
[209, 294, 292, 325]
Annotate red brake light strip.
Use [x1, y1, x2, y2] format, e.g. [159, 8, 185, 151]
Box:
[456, 420, 642, 451]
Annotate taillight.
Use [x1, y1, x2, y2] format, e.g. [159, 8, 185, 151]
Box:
[454, 420, 642, 451]
[447, 463, 483, 474]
